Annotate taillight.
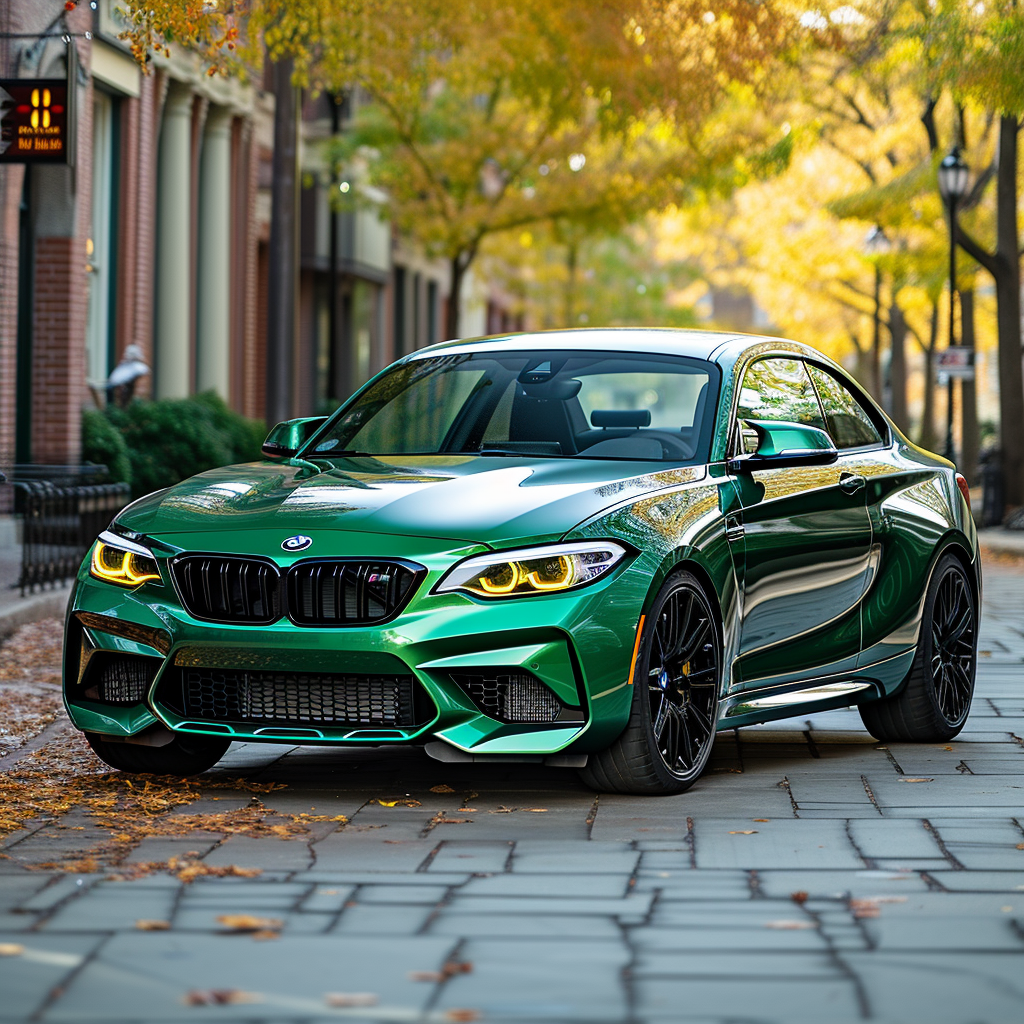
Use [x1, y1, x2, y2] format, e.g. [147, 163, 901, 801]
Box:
[955, 473, 971, 510]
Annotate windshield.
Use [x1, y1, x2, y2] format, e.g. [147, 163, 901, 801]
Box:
[304, 350, 719, 463]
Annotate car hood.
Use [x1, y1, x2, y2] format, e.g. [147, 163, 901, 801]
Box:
[115, 455, 706, 547]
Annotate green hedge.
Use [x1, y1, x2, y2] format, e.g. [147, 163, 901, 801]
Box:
[83, 393, 266, 498]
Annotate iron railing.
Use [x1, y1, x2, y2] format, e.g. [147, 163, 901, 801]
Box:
[13, 480, 131, 595]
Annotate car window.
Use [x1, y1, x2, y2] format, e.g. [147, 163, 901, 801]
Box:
[735, 358, 826, 453]
[807, 364, 883, 449]
[305, 350, 719, 463]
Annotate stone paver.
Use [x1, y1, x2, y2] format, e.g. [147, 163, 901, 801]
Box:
[0, 559, 1022, 1022]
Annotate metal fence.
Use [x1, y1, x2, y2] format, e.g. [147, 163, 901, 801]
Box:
[13, 480, 131, 595]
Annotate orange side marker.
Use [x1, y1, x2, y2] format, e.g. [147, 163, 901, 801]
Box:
[626, 615, 646, 686]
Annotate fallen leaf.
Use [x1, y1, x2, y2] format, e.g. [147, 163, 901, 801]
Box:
[0, 943, 25, 956]
[489, 806, 516, 813]
[250, 929, 280, 941]
[184, 990, 261, 1005]
[136, 919, 170, 931]
[376, 798, 421, 807]
[753, 818, 770, 822]
[442, 960, 473, 977]
[523, 808, 548, 813]
[429, 785, 456, 794]
[216, 914, 283, 933]
[851, 899, 881, 919]
[445, 1011, 481, 1023]
[1016, 844, 1024, 851]
[409, 970, 443, 982]
[764, 920, 815, 929]
[324, 992, 378, 1007]
[457, 808, 477, 813]
[790, 891, 809, 904]
[729, 830, 758, 835]
[899, 778, 934, 783]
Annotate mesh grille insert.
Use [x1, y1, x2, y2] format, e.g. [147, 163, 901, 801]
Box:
[449, 670, 563, 723]
[171, 555, 281, 624]
[82, 653, 159, 705]
[287, 560, 422, 626]
[168, 668, 422, 727]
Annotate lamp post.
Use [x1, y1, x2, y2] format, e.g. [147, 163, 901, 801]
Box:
[863, 225, 891, 404]
[938, 147, 969, 464]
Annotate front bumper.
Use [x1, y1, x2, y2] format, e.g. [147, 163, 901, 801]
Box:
[63, 529, 649, 757]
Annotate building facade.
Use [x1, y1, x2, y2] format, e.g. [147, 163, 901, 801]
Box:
[1, 0, 521, 472]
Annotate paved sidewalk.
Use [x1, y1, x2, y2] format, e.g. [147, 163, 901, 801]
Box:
[0, 566, 1022, 1022]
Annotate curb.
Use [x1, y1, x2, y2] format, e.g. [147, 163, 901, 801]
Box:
[977, 528, 1024, 557]
[0, 586, 70, 639]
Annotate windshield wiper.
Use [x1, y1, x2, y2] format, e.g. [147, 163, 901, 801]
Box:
[476, 448, 563, 458]
[311, 449, 374, 458]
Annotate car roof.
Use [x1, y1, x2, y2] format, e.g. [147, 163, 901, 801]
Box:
[411, 327, 820, 365]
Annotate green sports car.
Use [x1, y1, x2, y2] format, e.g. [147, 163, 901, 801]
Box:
[64, 329, 980, 794]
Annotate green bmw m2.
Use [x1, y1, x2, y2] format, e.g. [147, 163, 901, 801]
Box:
[64, 329, 980, 794]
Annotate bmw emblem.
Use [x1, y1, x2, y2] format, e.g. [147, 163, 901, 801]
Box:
[282, 535, 312, 552]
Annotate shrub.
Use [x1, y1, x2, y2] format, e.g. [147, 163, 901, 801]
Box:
[82, 408, 132, 486]
[92, 393, 267, 498]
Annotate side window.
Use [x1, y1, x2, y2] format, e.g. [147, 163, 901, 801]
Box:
[735, 358, 826, 453]
[807, 364, 883, 449]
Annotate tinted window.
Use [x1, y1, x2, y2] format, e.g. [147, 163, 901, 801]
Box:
[736, 358, 826, 453]
[808, 364, 883, 449]
[306, 350, 719, 463]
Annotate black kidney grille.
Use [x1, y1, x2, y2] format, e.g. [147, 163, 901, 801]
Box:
[449, 670, 562, 723]
[287, 560, 421, 625]
[172, 555, 281, 624]
[174, 667, 418, 727]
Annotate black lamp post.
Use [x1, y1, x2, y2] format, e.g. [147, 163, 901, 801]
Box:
[938, 147, 969, 463]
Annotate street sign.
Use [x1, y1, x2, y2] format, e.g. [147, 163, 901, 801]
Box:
[936, 346, 975, 380]
[0, 42, 77, 165]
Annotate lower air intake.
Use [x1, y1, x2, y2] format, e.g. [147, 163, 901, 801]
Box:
[82, 653, 159, 705]
[167, 668, 423, 728]
[449, 670, 564, 723]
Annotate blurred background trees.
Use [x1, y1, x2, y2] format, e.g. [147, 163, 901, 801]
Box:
[113, 0, 1023, 507]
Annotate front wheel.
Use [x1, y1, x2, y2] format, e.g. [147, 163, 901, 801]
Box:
[85, 731, 230, 776]
[580, 570, 721, 795]
[859, 552, 977, 742]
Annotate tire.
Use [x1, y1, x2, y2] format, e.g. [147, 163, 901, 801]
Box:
[859, 552, 977, 742]
[85, 731, 230, 776]
[580, 570, 721, 795]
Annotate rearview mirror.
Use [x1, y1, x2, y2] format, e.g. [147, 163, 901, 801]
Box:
[261, 416, 328, 460]
[728, 419, 838, 474]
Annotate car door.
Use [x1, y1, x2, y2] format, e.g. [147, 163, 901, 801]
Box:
[730, 357, 874, 690]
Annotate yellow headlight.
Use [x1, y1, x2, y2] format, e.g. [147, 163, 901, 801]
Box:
[90, 540, 161, 587]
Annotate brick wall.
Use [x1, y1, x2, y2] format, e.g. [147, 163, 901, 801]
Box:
[0, 165, 25, 471]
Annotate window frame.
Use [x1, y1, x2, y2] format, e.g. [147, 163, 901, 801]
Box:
[727, 353, 891, 459]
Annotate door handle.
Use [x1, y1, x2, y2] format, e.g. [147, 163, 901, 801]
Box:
[839, 473, 866, 495]
[725, 514, 745, 543]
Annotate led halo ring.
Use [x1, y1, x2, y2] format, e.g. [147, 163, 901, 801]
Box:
[435, 541, 628, 599]
[89, 530, 162, 588]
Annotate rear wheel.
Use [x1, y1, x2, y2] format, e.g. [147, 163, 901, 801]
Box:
[859, 553, 977, 742]
[580, 570, 720, 795]
[85, 731, 230, 776]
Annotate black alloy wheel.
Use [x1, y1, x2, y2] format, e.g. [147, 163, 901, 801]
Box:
[930, 565, 976, 725]
[647, 581, 719, 777]
[860, 552, 977, 742]
[580, 570, 721, 794]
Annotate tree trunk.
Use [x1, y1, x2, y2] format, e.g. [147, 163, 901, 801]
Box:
[959, 287, 980, 485]
[564, 242, 578, 328]
[918, 303, 939, 452]
[446, 250, 475, 340]
[889, 301, 908, 434]
[266, 56, 299, 426]
[870, 266, 883, 400]
[993, 117, 1023, 509]
[957, 116, 1024, 511]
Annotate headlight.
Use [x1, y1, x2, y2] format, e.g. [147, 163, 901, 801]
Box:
[89, 531, 162, 588]
[435, 541, 628, 599]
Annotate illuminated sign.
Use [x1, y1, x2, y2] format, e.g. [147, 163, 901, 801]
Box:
[0, 79, 73, 164]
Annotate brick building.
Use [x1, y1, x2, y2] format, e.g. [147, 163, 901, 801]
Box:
[0, 0, 521, 471]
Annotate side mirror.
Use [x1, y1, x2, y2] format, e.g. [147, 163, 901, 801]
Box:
[261, 416, 328, 460]
[728, 419, 838, 474]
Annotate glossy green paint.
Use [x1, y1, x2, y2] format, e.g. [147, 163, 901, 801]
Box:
[261, 416, 328, 458]
[63, 328, 979, 760]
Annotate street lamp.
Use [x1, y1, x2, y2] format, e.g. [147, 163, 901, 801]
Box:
[863, 225, 890, 404]
[938, 147, 969, 463]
